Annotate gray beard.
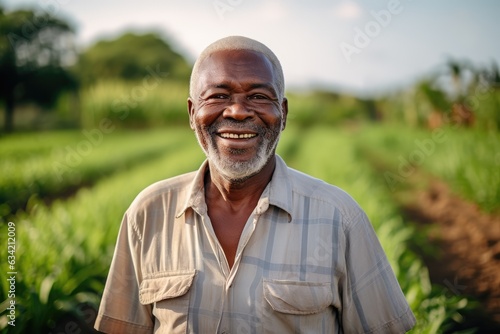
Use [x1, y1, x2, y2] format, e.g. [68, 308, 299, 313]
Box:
[194, 120, 282, 182]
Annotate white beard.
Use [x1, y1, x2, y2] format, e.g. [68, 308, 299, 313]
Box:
[194, 119, 282, 182]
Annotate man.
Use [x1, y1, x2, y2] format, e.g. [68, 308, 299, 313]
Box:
[95, 36, 416, 333]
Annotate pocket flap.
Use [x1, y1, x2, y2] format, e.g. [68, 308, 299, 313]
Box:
[139, 270, 196, 305]
[263, 279, 332, 315]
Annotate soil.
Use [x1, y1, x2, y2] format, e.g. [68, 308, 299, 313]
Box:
[401, 180, 500, 332]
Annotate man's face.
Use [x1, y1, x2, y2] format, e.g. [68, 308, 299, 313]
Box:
[188, 49, 288, 182]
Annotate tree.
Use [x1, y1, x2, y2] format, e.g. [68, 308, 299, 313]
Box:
[0, 7, 78, 132]
[77, 32, 191, 85]
[416, 78, 450, 129]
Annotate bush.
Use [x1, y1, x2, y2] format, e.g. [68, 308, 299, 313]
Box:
[80, 80, 189, 129]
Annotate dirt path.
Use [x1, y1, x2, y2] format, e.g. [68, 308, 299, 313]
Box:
[401, 180, 500, 332]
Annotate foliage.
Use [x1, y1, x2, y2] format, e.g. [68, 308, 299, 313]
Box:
[286, 90, 379, 127]
[417, 80, 450, 113]
[379, 60, 500, 131]
[77, 32, 191, 85]
[0, 7, 78, 132]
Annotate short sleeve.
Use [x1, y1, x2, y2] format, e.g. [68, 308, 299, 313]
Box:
[95, 213, 154, 334]
[341, 209, 416, 333]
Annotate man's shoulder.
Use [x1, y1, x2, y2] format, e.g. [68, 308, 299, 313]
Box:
[129, 171, 197, 209]
[286, 166, 362, 213]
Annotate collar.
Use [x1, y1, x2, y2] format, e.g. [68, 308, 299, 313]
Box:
[176, 155, 293, 222]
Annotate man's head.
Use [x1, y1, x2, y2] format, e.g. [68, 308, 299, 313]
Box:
[189, 36, 285, 102]
[188, 36, 288, 183]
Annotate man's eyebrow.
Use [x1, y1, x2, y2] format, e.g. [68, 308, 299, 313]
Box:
[198, 84, 230, 97]
[248, 83, 278, 96]
[200, 82, 278, 95]
[249, 83, 273, 89]
[214, 83, 231, 89]
[200, 83, 231, 93]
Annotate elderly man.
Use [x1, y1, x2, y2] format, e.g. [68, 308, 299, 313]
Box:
[95, 36, 416, 333]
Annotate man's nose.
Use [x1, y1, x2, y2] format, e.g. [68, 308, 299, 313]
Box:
[222, 95, 254, 121]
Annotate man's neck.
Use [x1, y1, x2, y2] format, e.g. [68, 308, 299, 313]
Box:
[203, 156, 276, 269]
[205, 156, 276, 210]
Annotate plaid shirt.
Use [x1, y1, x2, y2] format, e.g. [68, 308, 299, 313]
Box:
[95, 155, 415, 333]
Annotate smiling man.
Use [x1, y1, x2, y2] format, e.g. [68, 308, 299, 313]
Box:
[95, 36, 416, 333]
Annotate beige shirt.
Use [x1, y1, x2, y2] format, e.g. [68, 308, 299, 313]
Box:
[95, 155, 416, 334]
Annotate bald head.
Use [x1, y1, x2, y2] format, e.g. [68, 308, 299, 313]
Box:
[189, 36, 285, 101]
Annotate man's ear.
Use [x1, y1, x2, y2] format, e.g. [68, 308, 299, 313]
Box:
[281, 97, 288, 131]
[187, 97, 195, 130]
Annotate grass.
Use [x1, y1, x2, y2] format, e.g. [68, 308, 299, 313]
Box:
[0, 128, 191, 218]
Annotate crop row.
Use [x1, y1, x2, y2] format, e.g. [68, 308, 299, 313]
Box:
[0, 128, 194, 218]
[354, 124, 500, 213]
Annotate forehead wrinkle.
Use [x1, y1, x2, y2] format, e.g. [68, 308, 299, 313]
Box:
[195, 50, 278, 96]
[249, 83, 277, 95]
[199, 81, 278, 97]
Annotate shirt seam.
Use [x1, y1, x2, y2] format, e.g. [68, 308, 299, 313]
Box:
[342, 207, 364, 234]
[126, 210, 144, 242]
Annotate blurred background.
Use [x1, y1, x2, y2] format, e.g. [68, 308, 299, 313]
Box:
[0, 0, 499, 333]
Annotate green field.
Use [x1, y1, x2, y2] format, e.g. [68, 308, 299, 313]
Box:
[2, 120, 497, 333]
[1, 12, 499, 332]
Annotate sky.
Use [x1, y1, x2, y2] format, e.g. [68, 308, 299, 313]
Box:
[2, 0, 500, 96]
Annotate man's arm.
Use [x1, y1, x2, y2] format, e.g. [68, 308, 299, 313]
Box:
[340, 209, 416, 333]
[95, 212, 154, 334]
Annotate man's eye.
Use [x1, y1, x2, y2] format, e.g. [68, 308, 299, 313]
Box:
[249, 94, 268, 100]
[210, 94, 228, 99]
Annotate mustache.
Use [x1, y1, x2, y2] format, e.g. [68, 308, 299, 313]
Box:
[208, 119, 265, 135]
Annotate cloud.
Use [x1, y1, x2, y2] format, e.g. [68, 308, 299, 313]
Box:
[332, 1, 362, 20]
[260, 1, 291, 20]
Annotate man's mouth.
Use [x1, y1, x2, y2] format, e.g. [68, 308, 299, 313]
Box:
[219, 133, 257, 139]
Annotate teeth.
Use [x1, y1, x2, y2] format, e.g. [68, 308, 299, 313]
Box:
[220, 133, 257, 139]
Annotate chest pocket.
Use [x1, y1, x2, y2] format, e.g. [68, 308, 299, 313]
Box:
[263, 279, 334, 333]
[139, 270, 196, 333]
